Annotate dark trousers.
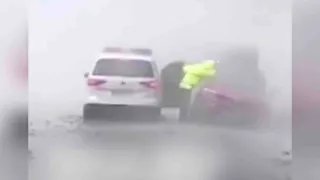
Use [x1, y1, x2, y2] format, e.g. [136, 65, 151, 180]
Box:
[179, 88, 192, 120]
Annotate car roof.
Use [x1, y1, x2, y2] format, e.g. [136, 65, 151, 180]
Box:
[97, 53, 153, 62]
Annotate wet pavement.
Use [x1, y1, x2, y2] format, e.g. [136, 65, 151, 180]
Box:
[29, 108, 291, 180]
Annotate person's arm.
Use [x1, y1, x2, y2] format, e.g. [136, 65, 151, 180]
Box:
[183, 64, 193, 73]
[183, 64, 216, 77]
[196, 67, 216, 77]
[202, 68, 216, 77]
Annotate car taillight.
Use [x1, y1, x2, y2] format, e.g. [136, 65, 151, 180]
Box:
[87, 79, 106, 86]
[140, 80, 160, 89]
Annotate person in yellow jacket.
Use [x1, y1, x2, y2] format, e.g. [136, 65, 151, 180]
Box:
[178, 60, 217, 120]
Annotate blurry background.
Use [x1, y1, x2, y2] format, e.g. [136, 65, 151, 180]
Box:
[0, 1, 27, 180]
[0, 0, 27, 104]
[293, 0, 320, 179]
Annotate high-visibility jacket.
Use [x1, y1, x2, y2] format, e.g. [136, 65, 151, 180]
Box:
[179, 60, 216, 90]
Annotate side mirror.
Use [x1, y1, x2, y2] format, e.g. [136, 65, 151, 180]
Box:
[84, 72, 89, 78]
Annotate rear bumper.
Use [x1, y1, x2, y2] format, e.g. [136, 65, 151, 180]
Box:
[84, 95, 160, 107]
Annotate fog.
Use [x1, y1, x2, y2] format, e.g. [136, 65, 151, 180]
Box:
[25, 1, 295, 179]
[28, 0, 291, 130]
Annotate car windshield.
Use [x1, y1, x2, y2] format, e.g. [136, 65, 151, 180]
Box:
[92, 59, 154, 77]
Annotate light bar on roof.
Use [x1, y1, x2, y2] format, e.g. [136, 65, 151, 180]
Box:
[102, 47, 122, 52]
[130, 48, 152, 56]
[102, 47, 152, 56]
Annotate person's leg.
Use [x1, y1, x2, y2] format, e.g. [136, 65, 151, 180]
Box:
[179, 89, 191, 120]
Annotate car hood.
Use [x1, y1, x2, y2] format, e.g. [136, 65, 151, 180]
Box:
[200, 82, 264, 103]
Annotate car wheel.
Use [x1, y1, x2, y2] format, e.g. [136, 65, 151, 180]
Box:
[83, 104, 101, 121]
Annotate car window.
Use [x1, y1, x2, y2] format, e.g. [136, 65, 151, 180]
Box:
[92, 59, 154, 77]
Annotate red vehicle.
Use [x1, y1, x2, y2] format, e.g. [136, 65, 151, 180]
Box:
[187, 47, 270, 127]
[188, 82, 269, 127]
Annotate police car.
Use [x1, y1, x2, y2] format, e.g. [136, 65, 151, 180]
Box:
[83, 47, 162, 120]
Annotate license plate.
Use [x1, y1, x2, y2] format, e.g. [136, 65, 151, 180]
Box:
[134, 92, 147, 97]
[112, 89, 132, 94]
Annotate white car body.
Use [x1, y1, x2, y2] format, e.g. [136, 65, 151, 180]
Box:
[84, 49, 161, 108]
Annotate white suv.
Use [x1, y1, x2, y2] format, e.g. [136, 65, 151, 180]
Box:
[83, 47, 162, 120]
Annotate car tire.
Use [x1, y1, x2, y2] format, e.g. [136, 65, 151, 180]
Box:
[83, 104, 101, 121]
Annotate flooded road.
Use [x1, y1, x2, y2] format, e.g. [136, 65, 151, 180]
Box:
[29, 109, 291, 180]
